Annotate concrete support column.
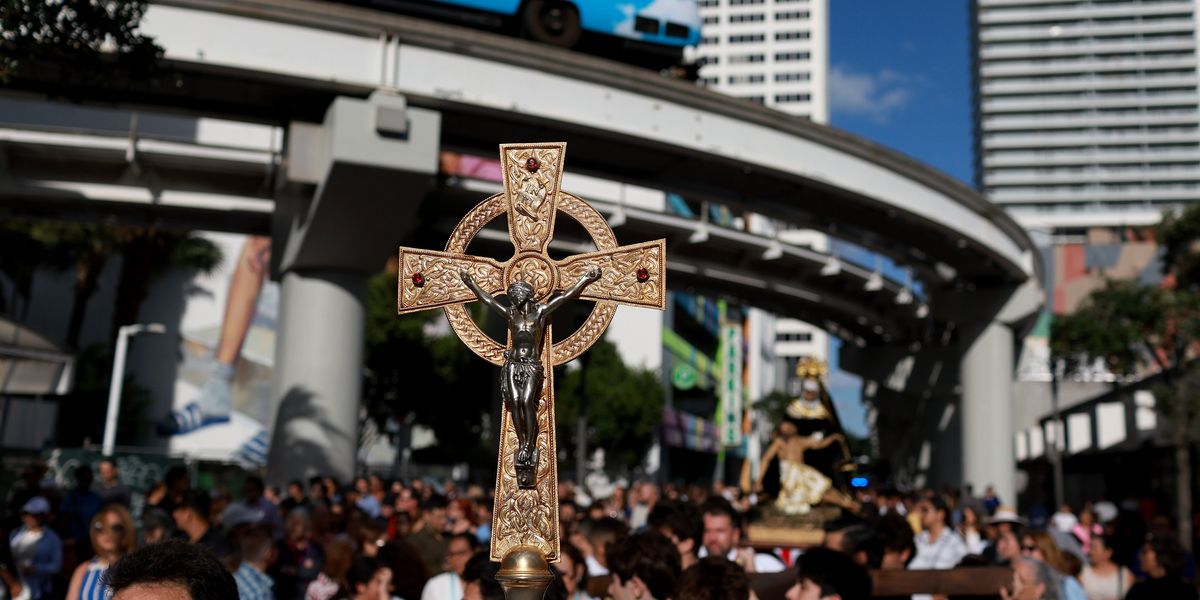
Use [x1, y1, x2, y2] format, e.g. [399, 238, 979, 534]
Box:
[265, 269, 367, 485]
[960, 321, 1015, 504]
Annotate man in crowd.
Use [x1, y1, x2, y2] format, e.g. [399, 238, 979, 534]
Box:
[96, 459, 132, 509]
[420, 532, 478, 600]
[674, 557, 750, 600]
[173, 490, 234, 559]
[606, 531, 681, 600]
[823, 521, 883, 569]
[698, 498, 784, 573]
[786, 547, 871, 600]
[407, 498, 449, 575]
[108, 540, 238, 600]
[59, 465, 101, 558]
[223, 476, 283, 537]
[233, 524, 276, 600]
[909, 496, 967, 570]
[280, 481, 308, 514]
[582, 516, 628, 576]
[650, 500, 702, 570]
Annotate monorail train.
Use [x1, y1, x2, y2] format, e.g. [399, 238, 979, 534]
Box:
[351, 0, 701, 69]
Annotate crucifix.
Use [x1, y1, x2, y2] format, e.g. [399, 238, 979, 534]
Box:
[396, 142, 666, 598]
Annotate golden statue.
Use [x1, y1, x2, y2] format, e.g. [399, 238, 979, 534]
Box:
[753, 359, 857, 516]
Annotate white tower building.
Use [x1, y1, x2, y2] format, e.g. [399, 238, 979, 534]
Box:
[694, 0, 828, 119]
[974, 0, 1200, 232]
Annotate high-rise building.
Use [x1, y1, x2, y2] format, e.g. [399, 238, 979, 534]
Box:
[973, 0, 1200, 232]
[974, 0, 1200, 509]
[694, 0, 828, 119]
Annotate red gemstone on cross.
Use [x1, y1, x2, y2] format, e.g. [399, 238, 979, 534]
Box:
[412, 272, 425, 287]
[636, 268, 650, 283]
[525, 157, 539, 172]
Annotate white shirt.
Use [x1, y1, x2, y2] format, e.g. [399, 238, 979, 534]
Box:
[910, 529, 968, 570]
[909, 529, 968, 600]
[420, 572, 462, 600]
[1052, 511, 1079, 533]
[585, 555, 608, 577]
[696, 546, 786, 573]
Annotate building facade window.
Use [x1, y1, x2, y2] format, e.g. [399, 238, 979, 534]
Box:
[775, 93, 811, 103]
[774, 72, 811, 82]
[775, 10, 809, 20]
[729, 33, 766, 43]
[775, 30, 810, 41]
[729, 13, 764, 23]
[702, 15, 719, 24]
[745, 95, 765, 104]
[775, 51, 810, 61]
[728, 53, 765, 63]
[700, 36, 719, 45]
[728, 73, 765, 85]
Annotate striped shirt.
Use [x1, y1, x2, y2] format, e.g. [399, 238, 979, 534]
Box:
[78, 559, 110, 600]
[234, 562, 275, 600]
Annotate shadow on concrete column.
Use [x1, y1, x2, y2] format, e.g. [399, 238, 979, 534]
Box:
[267, 270, 366, 482]
[265, 91, 441, 485]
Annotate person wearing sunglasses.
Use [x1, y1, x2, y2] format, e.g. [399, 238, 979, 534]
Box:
[1020, 530, 1085, 600]
[66, 505, 136, 600]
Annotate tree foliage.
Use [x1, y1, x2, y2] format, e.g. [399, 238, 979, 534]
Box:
[1050, 206, 1200, 548]
[554, 339, 664, 473]
[362, 270, 496, 466]
[0, 0, 162, 82]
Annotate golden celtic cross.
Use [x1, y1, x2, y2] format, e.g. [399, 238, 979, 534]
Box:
[396, 142, 665, 584]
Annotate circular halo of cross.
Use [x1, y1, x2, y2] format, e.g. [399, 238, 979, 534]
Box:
[397, 143, 666, 367]
[443, 191, 621, 366]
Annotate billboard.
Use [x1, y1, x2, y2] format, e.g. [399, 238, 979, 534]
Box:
[160, 233, 277, 467]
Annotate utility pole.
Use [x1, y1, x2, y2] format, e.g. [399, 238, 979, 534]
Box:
[102, 323, 167, 456]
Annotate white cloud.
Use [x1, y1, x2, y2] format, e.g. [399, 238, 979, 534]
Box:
[829, 65, 913, 123]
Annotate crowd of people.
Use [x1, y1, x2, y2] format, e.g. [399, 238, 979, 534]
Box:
[2, 458, 1197, 600]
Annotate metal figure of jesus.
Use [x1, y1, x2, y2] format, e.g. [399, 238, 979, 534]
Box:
[461, 267, 602, 488]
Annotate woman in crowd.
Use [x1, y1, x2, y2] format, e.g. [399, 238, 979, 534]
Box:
[7, 497, 61, 600]
[1125, 533, 1199, 600]
[307, 538, 355, 600]
[1072, 506, 1103, 550]
[66, 505, 136, 600]
[554, 543, 592, 600]
[446, 499, 479, 539]
[1022, 529, 1086, 600]
[957, 505, 987, 555]
[1079, 533, 1132, 600]
[343, 557, 393, 600]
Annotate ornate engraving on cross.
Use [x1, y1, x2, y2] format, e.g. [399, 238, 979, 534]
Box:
[396, 143, 666, 569]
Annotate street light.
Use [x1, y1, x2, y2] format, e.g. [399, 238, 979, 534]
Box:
[102, 323, 168, 456]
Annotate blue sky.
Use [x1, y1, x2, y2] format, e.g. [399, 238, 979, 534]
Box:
[828, 0, 975, 186]
[822, 1, 975, 436]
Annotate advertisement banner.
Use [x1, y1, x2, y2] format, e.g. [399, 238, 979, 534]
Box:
[718, 322, 743, 447]
[162, 233, 278, 467]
